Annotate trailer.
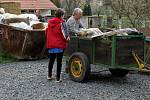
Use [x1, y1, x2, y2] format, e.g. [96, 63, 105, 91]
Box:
[0, 23, 46, 59]
[65, 32, 145, 82]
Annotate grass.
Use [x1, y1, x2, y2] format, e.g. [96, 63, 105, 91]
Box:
[0, 51, 17, 63]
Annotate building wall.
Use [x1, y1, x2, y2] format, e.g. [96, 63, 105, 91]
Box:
[41, 10, 51, 16]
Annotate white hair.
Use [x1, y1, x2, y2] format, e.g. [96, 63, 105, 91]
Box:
[73, 8, 83, 16]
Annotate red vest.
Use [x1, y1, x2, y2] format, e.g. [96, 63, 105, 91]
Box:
[46, 17, 67, 49]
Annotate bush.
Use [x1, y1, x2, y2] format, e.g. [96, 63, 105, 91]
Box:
[83, 3, 92, 16]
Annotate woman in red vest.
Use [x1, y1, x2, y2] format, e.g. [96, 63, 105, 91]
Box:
[46, 8, 69, 82]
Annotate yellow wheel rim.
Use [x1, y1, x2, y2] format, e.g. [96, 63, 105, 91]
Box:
[70, 58, 83, 78]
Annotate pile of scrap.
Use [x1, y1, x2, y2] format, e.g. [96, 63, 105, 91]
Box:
[79, 28, 140, 38]
[79, 28, 103, 37]
[0, 8, 47, 30]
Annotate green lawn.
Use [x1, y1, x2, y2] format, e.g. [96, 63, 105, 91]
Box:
[0, 51, 16, 63]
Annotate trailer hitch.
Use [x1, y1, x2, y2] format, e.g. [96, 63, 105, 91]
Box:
[132, 51, 150, 71]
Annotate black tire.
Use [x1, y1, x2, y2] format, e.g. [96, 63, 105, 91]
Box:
[68, 52, 90, 82]
[109, 68, 129, 77]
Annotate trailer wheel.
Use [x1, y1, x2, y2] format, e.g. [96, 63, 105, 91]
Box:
[68, 52, 90, 82]
[109, 68, 129, 77]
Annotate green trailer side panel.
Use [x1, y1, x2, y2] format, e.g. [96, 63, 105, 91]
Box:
[78, 38, 93, 63]
[111, 36, 116, 67]
[94, 37, 112, 65]
[64, 37, 79, 56]
[65, 34, 145, 70]
[115, 36, 144, 67]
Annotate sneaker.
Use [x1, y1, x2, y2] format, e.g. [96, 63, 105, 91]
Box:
[47, 76, 52, 80]
[56, 77, 61, 83]
[55, 79, 62, 83]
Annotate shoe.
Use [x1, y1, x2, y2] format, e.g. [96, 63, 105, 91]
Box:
[47, 76, 52, 80]
[55, 79, 62, 83]
[55, 78, 62, 83]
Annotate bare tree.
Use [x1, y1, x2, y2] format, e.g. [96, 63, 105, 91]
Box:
[143, 0, 150, 20]
[62, 0, 82, 15]
[110, 0, 126, 28]
[51, 0, 83, 16]
[51, 0, 61, 8]
[110, 0, 149, 28]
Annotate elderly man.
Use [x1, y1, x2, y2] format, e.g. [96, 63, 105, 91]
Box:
[66, 8, 83, 36]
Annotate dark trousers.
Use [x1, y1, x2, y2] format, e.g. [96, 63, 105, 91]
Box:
[48, 52, 63, 79]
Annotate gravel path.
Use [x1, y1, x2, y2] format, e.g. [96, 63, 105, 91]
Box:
[0, 59, 149, 100]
